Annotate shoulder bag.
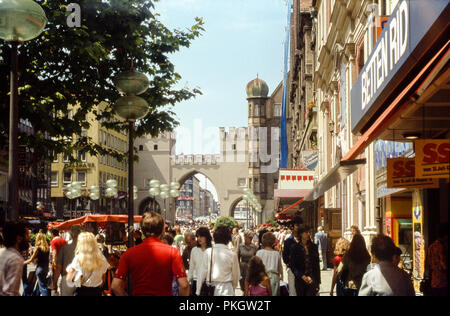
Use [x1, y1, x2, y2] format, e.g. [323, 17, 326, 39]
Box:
[200, 247, 216, 296]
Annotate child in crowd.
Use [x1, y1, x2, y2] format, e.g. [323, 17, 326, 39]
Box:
[244, 256, 272, 296]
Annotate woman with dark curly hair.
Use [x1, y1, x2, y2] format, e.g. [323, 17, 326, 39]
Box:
[196, 225, 240, 296]
[244, 256, 272, 296]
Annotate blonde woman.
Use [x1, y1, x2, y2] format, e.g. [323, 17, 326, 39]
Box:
[66, 232, 109, 296]
[24, 233, 51, 296]
[330, 237, 351, 296]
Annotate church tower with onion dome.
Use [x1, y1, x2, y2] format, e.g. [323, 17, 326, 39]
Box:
[245, 75, 283, 224]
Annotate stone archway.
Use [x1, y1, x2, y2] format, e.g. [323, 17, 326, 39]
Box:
[171, 158, 248, 220]
[176, 170, 219, 220]
[229, 196, 244, 218]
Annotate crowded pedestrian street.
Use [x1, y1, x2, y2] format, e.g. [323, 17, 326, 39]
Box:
[0, 0, 448, 306]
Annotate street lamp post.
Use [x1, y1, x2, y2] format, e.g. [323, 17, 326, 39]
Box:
[113, 70, 150, 249]
[0, 0, 47, 220]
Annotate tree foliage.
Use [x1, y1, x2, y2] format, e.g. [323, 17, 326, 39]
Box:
[214, 216, 239, 231]
[0, 0, 204, 163]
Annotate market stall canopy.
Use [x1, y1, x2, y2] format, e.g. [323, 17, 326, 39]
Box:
[47, 215, 143, 231]
[303, 159, 366, 201]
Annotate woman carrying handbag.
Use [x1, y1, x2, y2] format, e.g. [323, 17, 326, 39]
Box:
[196, 226, 240, 296]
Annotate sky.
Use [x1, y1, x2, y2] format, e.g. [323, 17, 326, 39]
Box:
[154, 0, 289, 202]
[154, 0, 289, 156]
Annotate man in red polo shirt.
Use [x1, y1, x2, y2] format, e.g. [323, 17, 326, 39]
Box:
[111, 212, 189, 296]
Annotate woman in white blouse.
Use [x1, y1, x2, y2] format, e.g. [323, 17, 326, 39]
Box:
[196, 226, 240, 296]
[256, 232, 283, 296]
[66, 232, 110, 296]
[188, 227, 212, 295]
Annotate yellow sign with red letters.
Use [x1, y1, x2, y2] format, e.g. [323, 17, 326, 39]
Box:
[386, 158, 438, 188]
[414, 139, 450, 179]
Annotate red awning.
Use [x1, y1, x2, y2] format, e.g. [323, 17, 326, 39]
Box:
[276, 198, 304, 220]
[47, 215, 143, 231]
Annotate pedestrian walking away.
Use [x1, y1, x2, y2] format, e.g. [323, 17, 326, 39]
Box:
[111, 212, 189, 296]
[66, 232, 110, 296]
[330, 237, 350, 296]
[359, 234, 415, 296]
[256, 231, 282, 296]
[314, 226, 329, 271]
[336, 233, 371, 296]
[24, 232, 51, 296]
[244, 256, 272, 296]
[52, 225, 83, 296]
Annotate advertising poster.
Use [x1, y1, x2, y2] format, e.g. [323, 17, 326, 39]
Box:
[386, 158, 439, 188]
[415, 139, 450, 179]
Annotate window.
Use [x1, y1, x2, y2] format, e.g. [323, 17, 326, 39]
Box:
[254, 104, 259, 116]
[51, 172, 58, 187]
[153, 144, 158, 151]
[77, 150, 86, 162]
[63, 153, 71, 162]
[53, 153, 59, 163]
[274, 104, 281, 117]
[139, 145, 144, 151]
[63, 172, 72, 185]
[77, 171, 86, 186]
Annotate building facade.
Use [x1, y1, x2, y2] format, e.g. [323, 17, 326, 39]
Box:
[284, 0, 449, 281]
[51, 103, 129, 219]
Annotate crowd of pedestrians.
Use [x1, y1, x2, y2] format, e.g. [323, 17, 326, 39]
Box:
[0, 215, 447, 296]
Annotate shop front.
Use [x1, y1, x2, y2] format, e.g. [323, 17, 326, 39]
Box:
[348, 0, 449, 292]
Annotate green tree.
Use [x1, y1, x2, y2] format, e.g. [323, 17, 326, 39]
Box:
[0, 0, 204, 163]
[214, 216, 239, 231]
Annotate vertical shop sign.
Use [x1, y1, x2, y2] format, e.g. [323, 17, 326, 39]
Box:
[412, 190, 426, 293]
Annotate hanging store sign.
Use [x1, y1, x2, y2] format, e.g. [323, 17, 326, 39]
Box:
[351, 0, 449, 133]
[386, 158, 439, 188]
[301, 151, 318, 171]
[361, 0, 409, 112]
[414, 139, 450, 179]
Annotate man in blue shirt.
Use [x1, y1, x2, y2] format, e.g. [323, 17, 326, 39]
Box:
[314, 226, 329, 271]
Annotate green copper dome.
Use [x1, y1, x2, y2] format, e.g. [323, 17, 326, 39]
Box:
[246, 77, 269, 98]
